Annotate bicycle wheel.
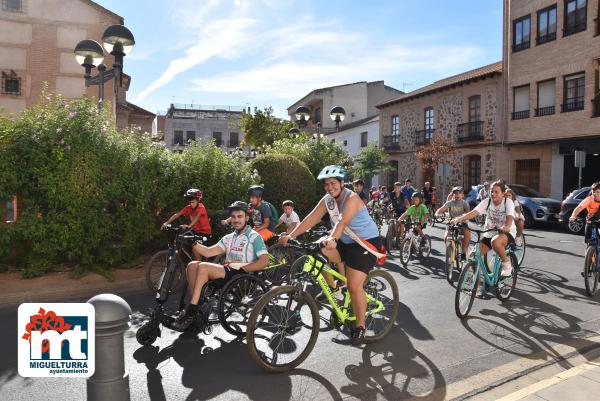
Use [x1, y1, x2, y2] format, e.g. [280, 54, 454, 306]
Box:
[583, 246, 599, 297]
[363, 270, 399, 343]
[246, 286, 320, 372]
[262, 244, 293, 285]
[219, 274, 269, 336]
[496, 254, 518, 302]
[455, 262, 478, 319]
[419, 235, 431, 259]
[513, 235, 526, 268]
[399, 238, 412, 267]
[385, 221, 395, 252]
[145, 250, 185, 294]
[445, 242, 456, 284]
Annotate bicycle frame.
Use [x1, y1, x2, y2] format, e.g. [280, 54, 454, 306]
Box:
[469, 233, 514, 288]
[299, 255, 384, 323]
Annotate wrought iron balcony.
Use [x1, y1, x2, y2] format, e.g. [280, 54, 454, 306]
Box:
[563, 21, 586, 37]
[534, 106, 555, 116]
[383, 135, 401, 150]
[511, 110, 530, 120]
[561, 98, 585, 113]
[415, 129, 434, 146]
[512, 41, 530, 52]
[536, 32, 556, 45]
[457, 121, 484, 142]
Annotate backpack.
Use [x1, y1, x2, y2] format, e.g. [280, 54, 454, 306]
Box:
[485, 197, 507, 213]
[262, 200, 279, 224]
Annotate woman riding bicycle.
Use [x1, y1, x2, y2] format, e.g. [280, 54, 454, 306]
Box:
[280, 165, 382, 345]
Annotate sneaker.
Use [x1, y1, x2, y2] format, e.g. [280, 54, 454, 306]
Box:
[515, 236, 523, 247]
[171, 308, 196, 331]
[501, 260, 513, 277]
[475, 286, 484, 298]
[351, 326, 366, 346]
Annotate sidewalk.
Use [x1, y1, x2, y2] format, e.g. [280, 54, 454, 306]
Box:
[0, 266, 147, 310]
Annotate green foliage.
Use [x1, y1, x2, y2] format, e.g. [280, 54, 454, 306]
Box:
[353, 143, 391, 181]
[240, 107, 295, 147]
[249, 154, 316, 216]
[0, 90, 253, 277]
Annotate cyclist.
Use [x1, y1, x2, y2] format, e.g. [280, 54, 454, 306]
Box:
[422, 181, 433, 208]
[161, 188, 212, 259]
[505, 188, 525, 246]
[353, 179, 369, 205]
[380, 186, 390, 206]
[171, 201, 269, 331]
[401, 179, 416, 203]
[280, 165, 382, 345]
[367, 191, 384, 225]
[397, 192, 428, 238]
[450, 180, 517, 279]
[223, 185, 277, 242]
[477, 181, 490, 203]
[570, 181, 600, 244]
[274, 200, 300, 234]
[435, 186, 471, 260]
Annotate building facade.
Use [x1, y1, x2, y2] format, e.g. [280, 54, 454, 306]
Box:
[163, 103, 245, 152]
[0, 0, 153, 131]
[504, 0, 600, 199]
[377, 62, 506, 195]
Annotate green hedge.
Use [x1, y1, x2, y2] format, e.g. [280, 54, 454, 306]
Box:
[0, 92, 255, 277]
[249, 154, 316, 216]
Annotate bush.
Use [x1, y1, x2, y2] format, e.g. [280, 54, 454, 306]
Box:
[249, 154, 316, 216]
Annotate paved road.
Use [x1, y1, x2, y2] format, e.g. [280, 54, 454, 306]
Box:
[2, 223, 600, 401]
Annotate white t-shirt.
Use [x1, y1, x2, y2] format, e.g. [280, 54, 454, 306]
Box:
[279, 211, 300, 228]
[474, 198, 517, 238]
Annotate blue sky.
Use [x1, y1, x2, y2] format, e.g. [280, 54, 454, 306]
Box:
[94, 0, 503, 117]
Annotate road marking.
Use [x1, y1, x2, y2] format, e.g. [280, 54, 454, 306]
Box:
[559, 240, 576, 243]
[496, 359, 600, 401]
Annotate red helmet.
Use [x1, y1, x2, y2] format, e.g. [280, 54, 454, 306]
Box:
[372, 191, 380, 199]
[184, 188, 203, 201]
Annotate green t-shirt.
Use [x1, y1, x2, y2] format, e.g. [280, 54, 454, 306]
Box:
[405, 204, 429, 223]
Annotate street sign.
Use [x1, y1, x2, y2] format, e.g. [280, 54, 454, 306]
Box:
[574, 150, 586, 168]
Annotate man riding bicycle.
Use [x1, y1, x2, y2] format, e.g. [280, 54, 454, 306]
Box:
[570, 181, 600, 244]
[435, 186, 471, 260]
[171, 201, 269, 331]
[389, 181, 408, 218]
[280, 165, 382, 345]
[397, 192, 428, 238]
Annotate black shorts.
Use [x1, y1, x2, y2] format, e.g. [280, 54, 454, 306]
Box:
[481, 233, 514, 249]
[223, 265, 246, 282]
[336, 237, 382, 274]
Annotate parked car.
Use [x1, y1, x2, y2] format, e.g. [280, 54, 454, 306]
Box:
[558, 187, 591, 235]
[506, 184, 562, 227]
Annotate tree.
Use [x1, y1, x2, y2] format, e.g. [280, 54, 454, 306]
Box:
[414, 136, 457, 195]
[240, 107, 295, 147]
[353, 143, 390, 183]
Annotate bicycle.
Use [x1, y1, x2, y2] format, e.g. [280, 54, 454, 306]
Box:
[583, 215, 600, 297]
[455, 228, 519, 319]
[513, 234, 526, 268]
[444, 222, 468, 284]
[426, 203, 441, 227]
[398, 220, 431, 267]
[246, 240, 399, 372]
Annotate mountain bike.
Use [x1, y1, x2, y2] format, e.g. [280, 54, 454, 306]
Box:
[398, 221, 431, 267]
[445, 222, 468, 283]
[455, 228, 519, 319]
[246, 240, 399, 372]
[583, 216, 600, 297]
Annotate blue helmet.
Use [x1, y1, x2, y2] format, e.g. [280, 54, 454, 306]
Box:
[317, 165, 347, 181]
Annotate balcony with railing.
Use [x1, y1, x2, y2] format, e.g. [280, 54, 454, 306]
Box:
[536, 31, 556, 45]
[534, 106, 555, 117]
[593, 95, 600, 118]
[512, 40, 530, 52]
[415, 129, 434, 146]
[561, 97, 585, 113]
[563, 21, 586, 37]
[457, 121, 484, 142]
[383, 135, 401, 151]
[511, 110, 530, 120]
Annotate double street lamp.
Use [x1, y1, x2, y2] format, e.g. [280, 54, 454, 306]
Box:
[294, 105, 346, 156]
[73, 25, 135, 111]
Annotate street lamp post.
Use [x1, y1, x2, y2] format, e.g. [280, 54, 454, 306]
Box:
[74, 25, 135, 112]
[294, 105, 346, 162]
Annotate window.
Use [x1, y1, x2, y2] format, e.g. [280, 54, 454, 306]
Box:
[515, 159, 540, 191]
[424, 107, 434, 140]
[564, 0, 587, 36]
[186, 131, 196, 143]
[512, 85, 530, 119]
[314, 107, 321, 124]
[5, 195, 17, 223]
[468, 95, 481, 122]
[513, 15, 531, 52]
[537, 5, 557, 45]
[563, 73, 585, 112]
[536, 79, 556, 116]
[463, 156, 481, 189]
[360, 131, 368, 147]
[229, 132, 239, 147]
[173, 130, 184, 146]
[212, 132, 222, 147]
[2, 0, 22, 12]
[343, 140, 348, 146]
[391, 115, 400, 140]
[1, 70, 21, 95]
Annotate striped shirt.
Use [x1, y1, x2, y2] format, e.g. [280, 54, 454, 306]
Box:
[217, 225, 267, 264]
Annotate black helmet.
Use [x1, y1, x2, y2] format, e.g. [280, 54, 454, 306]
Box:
[228, 201, 250, 214]
[184, 188, 203, 201]
[412, 191, 423, 200]
[247, 185, 264, 197]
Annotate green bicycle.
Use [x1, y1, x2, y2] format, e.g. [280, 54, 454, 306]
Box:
[455, 228, 519, 319]
[246, 240, 399, 372]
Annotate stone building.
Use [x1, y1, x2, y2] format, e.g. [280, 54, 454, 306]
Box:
[377, 62, 506, 194]
[503, 0, 600, 198]
[0, 0, 154, 132]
